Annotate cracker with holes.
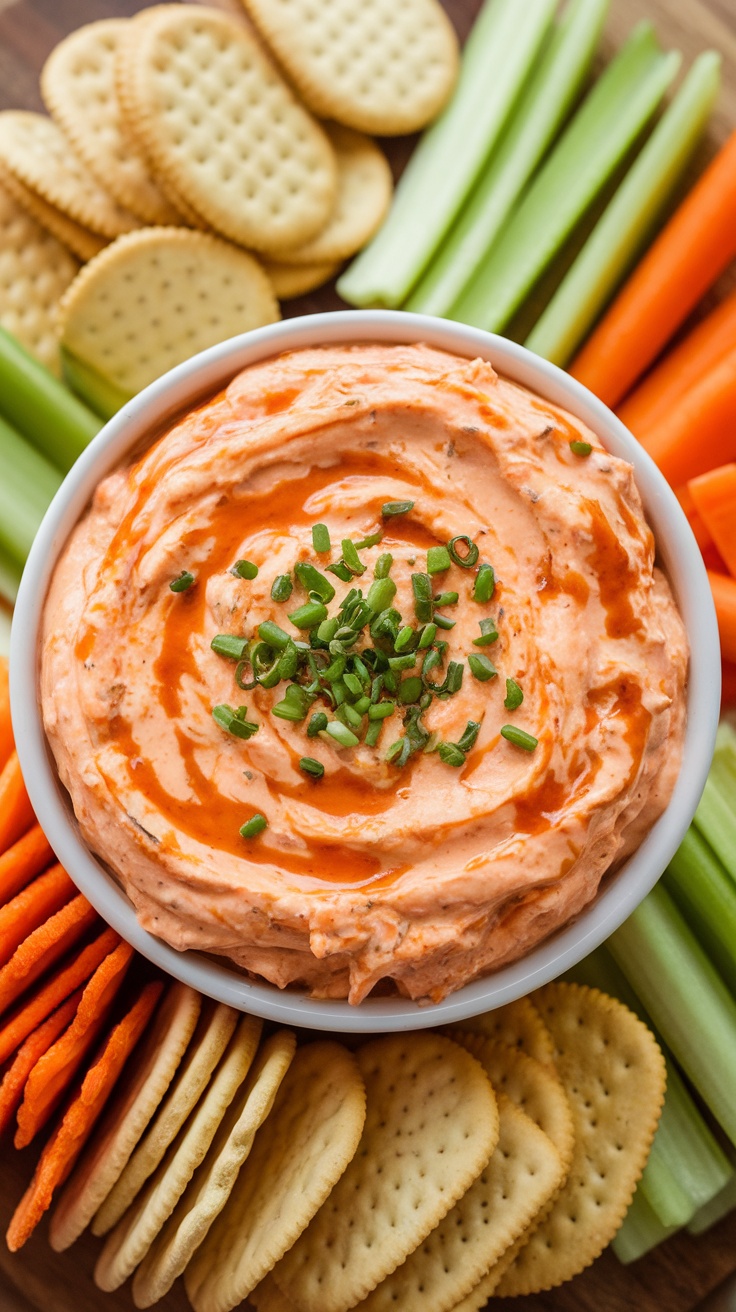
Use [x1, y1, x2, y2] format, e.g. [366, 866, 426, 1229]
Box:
[0, 183, 78, 374]
[451, 995, 557, 1071]
[268, 1033, 497, 1312]
[41, 19, 185, 227]
[115, 5, 337, 253]
[494, 982, 666, 1296]
[185, 1041, 365, 1312]
[0, 162, 105, 262]
[57, 227, 280, 402]
[239, 0, 459, 135]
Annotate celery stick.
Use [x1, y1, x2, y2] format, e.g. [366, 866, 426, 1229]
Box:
[406, 0, 609, 317]
[0, 414, 62, 568]
[61, 347, 132, 422]
[665, 828, 736, 995]
[688, 1159, 736, 1235]
[449, 24, 680, 330]
[693, 722, 736, 882]
[611, 1190, 680, 1264]
[0, 548, 21, 608]
[336, 0, 556, 308]
[610, 884, 736, 1150]
[526, 51, 720, 365]
[0, 326, 100, 473]
[0, 602, 12, 655]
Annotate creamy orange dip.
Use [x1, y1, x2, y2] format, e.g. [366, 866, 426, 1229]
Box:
[41, 343, 688, 1003]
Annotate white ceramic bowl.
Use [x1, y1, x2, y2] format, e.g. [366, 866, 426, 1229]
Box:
[10, 311, 721, 1032]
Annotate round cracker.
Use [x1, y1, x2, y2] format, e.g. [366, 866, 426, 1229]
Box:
[185, 1041, 366, 1312]
[263, 258, 341, 301]
[495, 982, 667, 1296]
[93, 1000, 240, 1236]
[0, 181, 79, 374]
[49, 982, 201, 1252]
[133, 1028, 296, 1308]
[450, 995, 557, 1072]
[58, 227, 280, 397]
[0, 111, 140, 239]
[41, 19, 186, 227]
[0, 162, 105, 261]
[239, 0, 459, 136]
[270, 1034, 498, 1312]
[93, 1012, 262, 1293]
[115, 5, 337, 253]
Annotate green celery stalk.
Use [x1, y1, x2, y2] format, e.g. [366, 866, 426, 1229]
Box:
[611, 1190, 680, 1264]
[688, 1158, 736, 1235]
[526, 50, 720, 365]
[406, 0, 609, 317]
[0, 414, 62, 568]
[0, 603, 11, 657]
[664, 828, 736, 995]
[692, 721, 736, 882]
[0, 548, 21, 608]
[449, 23, 680, 329]
[0, 326, 100, 473]
[61, 346, 133, 422]
[610, 883, 736, 1150]
[336, 0, 556, 308]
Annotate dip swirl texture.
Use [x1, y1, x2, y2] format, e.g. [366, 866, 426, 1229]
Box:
[41, 343, 688, 1003]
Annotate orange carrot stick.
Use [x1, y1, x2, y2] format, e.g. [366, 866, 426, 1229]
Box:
[15, 941, 134, 1147]
[0, 926, 120, 1066]
[0, 863, 76, 970]
[638, 350, 736, 487]
[6, 979, 162, 1251]
[0, 991, 82, 1138]
[0, 750, 35, 855]
[709, 570, 736, 664]
[0, 825, 54, 906]
[675, 484, 712, 552]
[689, 463, 736, 577]
[0, 894, 99, 1017]
[722, 660, 736, 708]
[619, 288, 736, 436]
[0, 657, 12, 773]
[570, 130, 736, 407]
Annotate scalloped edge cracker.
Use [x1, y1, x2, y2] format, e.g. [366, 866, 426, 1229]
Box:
[0, 180, 79, 374]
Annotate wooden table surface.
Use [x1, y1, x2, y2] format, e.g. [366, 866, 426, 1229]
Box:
[1, 0, 736, 1309]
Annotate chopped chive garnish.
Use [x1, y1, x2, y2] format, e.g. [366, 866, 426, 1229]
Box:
[343, 672, 363, 698]
[441, 661, 464, 695]
[354, 529, 383, 549]
[447, 535, 480, 568]
[287, 600, 329, 629]
[570, 440, 592, 457]
[368, 700, 395, 720]
[312, 523, 331, 553]
[235, 659, 257, 691]
[325, 560, 353, 582]
[307, 711, 328, 738]
[433, 613, 455, 630]
[337, 702, 363, 729]
[294, 562, 335, 603]
[211, 634, 248, 660]
[341, 539, 366, 575]
[317, 617, 340, 644]
[354, 695, 371, 715]
[257, 620, 290, 650]
[271, 573, 293, 602]
[277, 641, 299, 680]
[366, 576, 397, 614]
[398, 676, 423, 705]
[240, 813, 267, 839]
[325, 721, 360, 748]
[351, 654, 370, 687]
[232, 559, 258, 580]
[438, 742, 466, 767]
[457, 720, 481, 752]
[394, 625, 415, 653]
[382, 500, 414, 517]
[501, 725, 538, 751]
[427, 545, 452, 575]
[272, 685, 311, 721]
[504, 678, 524, 710]
[468, 653, 497, 682]
[364, 719, 383, 747]
[473, 618, 499, 647]
[299, 757, 325, 779]
[212, 704, 259, 739]
[473, 563, 495, 604]
[418, 623, 437, 649]
[388, 654, 416, 672]
[370, 675, 384, 704]
[433, 590, 459, 607]
[385, 739, 403, 763]
[170, 570, 195, 593]
[411, 573, 433, 623]
[374, 552, 393, 579]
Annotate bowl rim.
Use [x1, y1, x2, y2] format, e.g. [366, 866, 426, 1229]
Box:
[10, 309, 721, 1032]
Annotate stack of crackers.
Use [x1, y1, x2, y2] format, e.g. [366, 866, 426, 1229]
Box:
[0, 0, 459, 395]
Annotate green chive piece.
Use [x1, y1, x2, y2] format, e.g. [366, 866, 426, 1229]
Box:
[343, 672, 363, 698]
[287, 600, 329, 629]
[294, 562, 336, 602]
[385, 739, 404, 762]
[370, 674, 384, 704]
[211, 634, 248, 660]
[271, 573, 293, 602]
[332, 680, 347, 705]
[418, 623, 437, 649]
[354, 695, 371, 715]
[434, 614, 455, 630]
[473, 563, 495, 603]
[212, 704, 259, 739]
[307, 711, 328, 737]
[364, 718, 383, 747]
[457, 720, 481, 752]
[427, 544, 452, 575]
[442, 661, 464, 695]
[341, 539, 366, 575]
[354, 529, 383, 549]
[351, 654, 370, 687]
[240, 813, 267, 839]
[235, 660, 257, 691]
[170, 570, 195, 592]
[388, 654, 416, 672]
[411, 573, 433, 623]
[272, 685, 311, 721]
[394, 625, 415, 653]
[325, 721, 360, 748]
[398, 676, 423, 705]
[374, 552, 393, 579]
[232, 559, 258, 580]
[501, 725, 538, 751]
[433, 590, 459, 607]
[468, 653, 497, 682]
[312, 523, 331, 553]
[324, 655, 346, 684]
[366, 576, 397, 614]
[368, 700, 395, 720]
[383, 669, 398, 693]
[570, 440, 592, 457]
[504, 678, 524, 710]
[299, 757, 325, 779]
[325, 560, 353, 581]
[277, 641, 299, 680]
[448, 534, 480, 568]
[382, 500, 414, 517]
[316, 617, 340, 644]
[337, 702, 363, 729]
[473, 618, 499, 647]
[257, 620, 291, 650]
[438, 742, 466, 767]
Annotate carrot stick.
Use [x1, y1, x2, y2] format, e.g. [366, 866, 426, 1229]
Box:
[0, 863, 75, 970]
[638, 349, 736, 487]
[570, 130, 736, 406]
[688, 463, 736, 577]
[619, 287, 736, 435]
[0, 893, 99, 1017]
[0, 750, 35, 854]
[675, 484, 712, 552]
[0, 656, 12, 773]
[6, 979, 162, 1251]
[0, 991, 82, 1138]
[722, 660, 736, 708]
[0, 824, 54, 906]
[15, 941, 134, 1147]
[0, 925, 120, 1065]
[709, 570, 736, 664]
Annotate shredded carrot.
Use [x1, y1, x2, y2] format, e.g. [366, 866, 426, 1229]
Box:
[722, 660, 736, 708]
[709, 570, 736, 664]
[6, 979, 162, 1251]
[638, 349, 736, 487]
[0, 825, 54, 907]
[0, 657, 12, 773]
[675, 485, 712, 552]
[570, 130, 736, 407]
[0, 925, 120, 1066]
[0, 991, 82, 1138]
[15, 941, 134, 1147]
[0, 750, 35, 855]
[0, 893, 99, 1017]
[0, 863, 76, 970]
[688, 463, 736, 578]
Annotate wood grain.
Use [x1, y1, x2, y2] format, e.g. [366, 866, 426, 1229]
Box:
[1, 1, 736, 1310]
